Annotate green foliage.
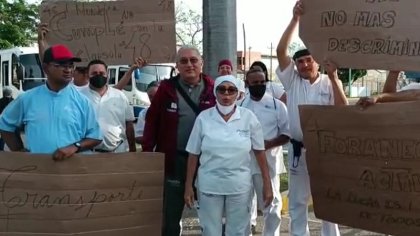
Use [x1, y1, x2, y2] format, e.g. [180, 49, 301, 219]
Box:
[337, 68, 367, 85]
[175, 1, 202, 52]
[321, 68, 367, 85]
[0, 0, 39, 49]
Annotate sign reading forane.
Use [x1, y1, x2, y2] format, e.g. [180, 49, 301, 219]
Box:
[300, 101, 420, 236]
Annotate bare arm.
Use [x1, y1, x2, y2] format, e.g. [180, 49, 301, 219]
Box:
[324, 60, 348, 105]
[0, 130, 24, 151]
[253, 149, 273, 207]
[114, 57, 146, 90]
[265, 134, 290, 150]
[357, 89, 420, 108]
[125, 121, 136, 152]
[52, 138, 101, 161]
[37, 23, 50, 63]
[382, 71, 400, 93]
[276, 1, 303, 71]
[184, 154, 199, 208]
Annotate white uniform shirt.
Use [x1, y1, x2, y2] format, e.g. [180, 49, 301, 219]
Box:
[80, 86, 135, 152]
[399, 82, 420, 91]
[186, 106, 265, 195]
[135, 108, 148, 138]
[266, 81, 285, 99]
[241, 93, 290, 176]
[276, 62, 334, 141]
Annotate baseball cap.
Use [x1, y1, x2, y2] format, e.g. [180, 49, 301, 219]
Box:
[43, 44, 81, 63]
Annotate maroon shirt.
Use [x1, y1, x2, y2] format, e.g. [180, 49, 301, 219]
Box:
[142, 74, 216, 177]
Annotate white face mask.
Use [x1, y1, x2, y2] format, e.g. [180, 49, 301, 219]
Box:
[216, 101, 236, 115]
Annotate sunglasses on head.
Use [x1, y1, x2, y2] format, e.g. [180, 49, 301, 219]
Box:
[216, 86, 238, 95]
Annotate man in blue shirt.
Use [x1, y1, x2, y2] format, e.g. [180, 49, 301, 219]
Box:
[0, 44, 102, 160]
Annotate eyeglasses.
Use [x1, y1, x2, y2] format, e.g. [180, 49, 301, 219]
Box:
[216, 86, 238, 95]
[51, 63, 75, 70]
[179, 57, 200, 65]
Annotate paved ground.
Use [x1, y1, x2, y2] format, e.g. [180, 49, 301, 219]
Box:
[181, 208, 387, 236]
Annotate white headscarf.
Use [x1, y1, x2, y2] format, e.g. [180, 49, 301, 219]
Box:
[213, 75, 240, 97]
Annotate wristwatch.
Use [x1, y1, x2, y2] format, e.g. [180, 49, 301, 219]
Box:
[73, 142, 82, 152]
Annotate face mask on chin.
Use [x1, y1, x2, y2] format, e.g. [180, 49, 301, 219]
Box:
[216, 101, 236, 115]
[89, 75, 108, 88]
[248, 84, 266, 99]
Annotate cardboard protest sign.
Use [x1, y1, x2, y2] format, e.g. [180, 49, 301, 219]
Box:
[300, 0, 420, 71]
[300, 102, 420, 236]
[0, 152, 164, 235]
[40, 0, 176, 65]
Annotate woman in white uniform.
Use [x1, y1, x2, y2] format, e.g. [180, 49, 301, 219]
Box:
[184, 75, 273, 235]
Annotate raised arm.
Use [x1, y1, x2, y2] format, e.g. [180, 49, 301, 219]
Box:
[324, 60, 348, 105]
[114, 57, 146, 90]
[382, 71, 400, 93]
[37, 23, 50, 63]
[276, 1, 303, 71]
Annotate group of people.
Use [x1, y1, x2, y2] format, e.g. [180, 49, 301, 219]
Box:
[0, 1, 413, 236]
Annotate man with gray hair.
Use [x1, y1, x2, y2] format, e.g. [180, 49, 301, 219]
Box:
[143, 45, 216, 236]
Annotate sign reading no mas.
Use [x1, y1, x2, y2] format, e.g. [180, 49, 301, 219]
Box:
[300, 0, 420, 71]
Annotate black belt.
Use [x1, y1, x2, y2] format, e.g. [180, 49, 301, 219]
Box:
[290, 139, 304, 168]
[93, 149, 112, 153]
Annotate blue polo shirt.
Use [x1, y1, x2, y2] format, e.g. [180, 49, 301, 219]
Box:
[0, 84, 102, 154]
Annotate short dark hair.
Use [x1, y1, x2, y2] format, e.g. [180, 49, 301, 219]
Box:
[250, 61, 269, 81]
[75, 66, 87, 74]
[146, 81, 159, 91]
[245, 68, 265, 79]
[293, 49, 311, 61]
[87, 59, 108, 72]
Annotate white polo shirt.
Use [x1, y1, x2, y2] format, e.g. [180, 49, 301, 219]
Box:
[241, 93, 290, 176]
[276, 62, 334, 141]
[135, 108, 148, 138]
[266, 81, 285, 99]
[186, 106, 265, 195]
[80, 86, 135, 152]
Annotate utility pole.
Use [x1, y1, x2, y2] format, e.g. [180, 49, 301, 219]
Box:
[248, 46, 252, 70]
[268, 42, 274, 80]
[203, 0, 237, 79]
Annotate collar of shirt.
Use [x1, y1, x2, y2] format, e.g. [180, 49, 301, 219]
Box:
[210, 106, 241, 123]
[42, 83, 72, 97]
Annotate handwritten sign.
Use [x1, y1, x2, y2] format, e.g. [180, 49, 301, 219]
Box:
[300, 102, 420, 236]
[40, 0, 176, 64]
[299, 0, 420, 71]
[0, 152, 164, 235]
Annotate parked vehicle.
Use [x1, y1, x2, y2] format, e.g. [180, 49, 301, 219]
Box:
[108, 64, 176, 117]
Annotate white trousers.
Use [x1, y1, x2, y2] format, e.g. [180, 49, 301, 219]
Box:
[288, 145, 340, 236]
[198, 190, 252, 236]
[249, 174, 282, 236]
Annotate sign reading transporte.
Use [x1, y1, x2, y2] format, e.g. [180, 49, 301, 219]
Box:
[0, 152, 164, 235]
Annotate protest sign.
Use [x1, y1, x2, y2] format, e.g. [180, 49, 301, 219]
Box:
[300, 102, 420, 236]
[40, 0, 176, 65]
[0, 152, 164, 235]
[300, 0, 420, 71]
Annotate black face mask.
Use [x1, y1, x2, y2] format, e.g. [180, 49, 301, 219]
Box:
[89, 75, 107, 88]
[248, 84, 266, 99]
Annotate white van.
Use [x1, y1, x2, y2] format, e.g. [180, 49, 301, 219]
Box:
[0, 47, 46, 97]
[107, 64, 176, 117]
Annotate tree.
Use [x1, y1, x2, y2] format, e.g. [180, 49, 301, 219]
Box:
[336, 68, 367, 85]
[175, 1, 203, 52]
[0, 0, 39, 49]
